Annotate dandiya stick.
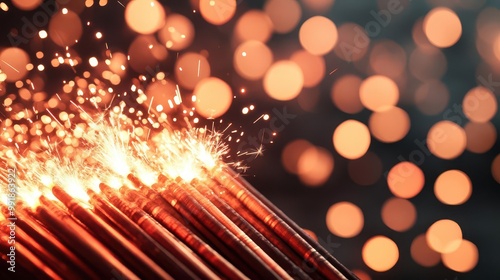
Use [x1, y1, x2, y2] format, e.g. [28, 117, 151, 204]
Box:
[87, 189, 195, 279]
[12, 207, 99, 279]
[137, 181, 257, 279]
[0, 231, 62, 280]
[52, 186, 172, 280]
[190, 178, 312, 280]
[120, 185, 248, 280]
[157, 174, 283, 280]
[99, 183, 218, 280]
[35, 196, 139, 280]
[214, 166, 356, 280]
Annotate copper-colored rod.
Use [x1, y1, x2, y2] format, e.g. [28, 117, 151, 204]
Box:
[16, 207, 99, 279]
[52, 186, 172, 280]
[224, 167, 358, 279]
[191, 178, 312, 280]
[121, 185, 249, 280]
[99, 183, 219, 280]
[157, 174, 282, 280]
[35, 196, 139, 280]
[137, 182, 258, 279]
[87, 189, 196, 279]
[215, 167, 353, 280]
[0, 231, 62, 280]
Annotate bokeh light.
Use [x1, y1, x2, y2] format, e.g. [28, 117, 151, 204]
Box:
[369, 106, 410, 143]
[464, 122, 496, 154]
[369, 40, 406, 79]
[290, 50, 325, 88]
[462, 86, 497, 123]
[427, 121, 467, 160]
[282, 139, 313, 174]
[125, 0, 165, 34]
[414, 80, 450, 115]
[234, 40, 273, 81]
[158, 13, 195, 51]
[387, 161, 425, 199]
[128, 35, 167, 73]
[194, 77, 233, 119]
[381, 197, 417, 232]
[409, 47, 447, 81]
[426, 219, 463, 254]
[334, 23, 370, 62]
[297, 146, 334, 187]
[302, 0, 334, 13]
[351, 269, 371, 280]
[199, 0, 237, 25]
[359, 75, 399, 112]
[263, 60, 304, 101]
[326, 202, 364, 238]
[423, 7, 462, 48]
[442, 239, 479, 273]
[410, 234, 441, 267]
[362, 236, 399, 272]
[0, 48, 30, 82]
[434, 170, 472, 205]
[12, 0, 42, 10]
[333, 120, 371, 160]
[234, 10, 273, 43]
[492, 154, 500, 184]
[264, 0, 302, 34]
[48, 10, 83, 47]
[175, 52, 211, 89]
[331, 75, 364, 114]
[299, 16, 338, 56]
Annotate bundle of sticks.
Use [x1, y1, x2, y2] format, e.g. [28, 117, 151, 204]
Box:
[1, 163, 358, 279]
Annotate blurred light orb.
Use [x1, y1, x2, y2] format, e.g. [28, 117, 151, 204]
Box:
[264, 0, 302, 34]
[369, 106, 410, 143]
[194, 77, 232, 119]
[494, 36, 500, 61]
[387, 161, 425, 199]
[145, 79, 177, 113]
[158, 14, 195, 51]
[434, 170, 472, 205]
[235, 10, 273, 43]
[409, 47, 447, 81]
[108, 52, 128, 76]
[299, 16, 338, 56]
[48, 10, 83, 47]
[290, 50, 325, 88]
[492, 154, 500, 184]
[125, 0, 165, 34]
[369, 40, 407, 79]
[199, 0, 237, 25]
[442, 240, 478, 273]
[351, 269, 371, 280]
[348, 152, 383, 186]
[234, 40, 273, 80]
[302, 0, 334, 12]
[464, 122, 496, 153]
[359, 75, 399, 112]
[263, 60, 303, 101]
[381, 197, 417, 232]
[12, 0, 42, 10]
[427, 121, 467, 160]
[424, 7, 462, 48]
[462, 86, 497, 123]
[414, 80, 449, 115]
[0, 48, 30, 82]
[128, 35, 167, 73]
[426, 219, 463, 254]
[297, 146, 334, 187]
[334, 23, 370, 62]
[331, 75, 364, 114]
[175, 52, 211, 90]
[362, 236, 399, 272]
[326, 202, 364, 238]
[333, 120, 371, 160]
[282, 139, 313, 174]
[410, 234, 441, 267]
